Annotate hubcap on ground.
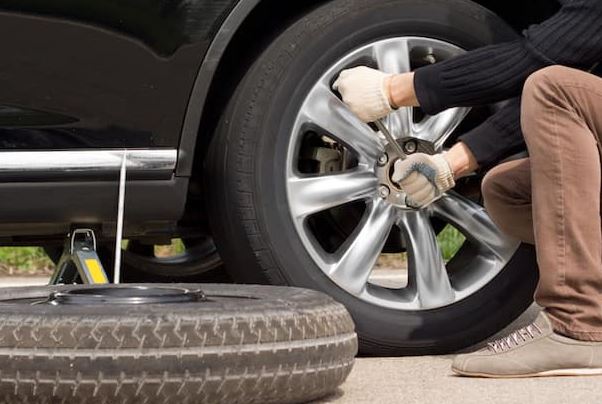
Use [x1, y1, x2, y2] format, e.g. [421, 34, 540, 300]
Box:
[286, 37, 520, 310]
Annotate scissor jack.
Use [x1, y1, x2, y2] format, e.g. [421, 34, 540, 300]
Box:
[49, 151, 128, 286]
[49, 229, 109, 285]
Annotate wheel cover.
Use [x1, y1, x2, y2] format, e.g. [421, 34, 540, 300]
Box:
[286, 37, 519, 310]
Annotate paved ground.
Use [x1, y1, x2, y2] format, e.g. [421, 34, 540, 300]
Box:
[317, 305, 602, 404]
[323, 356, 602, 404]
[0, 276, 48, 287]
[3, 277, 601, 403]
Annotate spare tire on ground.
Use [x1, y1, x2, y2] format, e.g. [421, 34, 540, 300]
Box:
[0, 284, 357, 404]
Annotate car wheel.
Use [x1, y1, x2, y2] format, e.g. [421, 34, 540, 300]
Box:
[0, 284, 356, 403]
[206, 0, 538, 355]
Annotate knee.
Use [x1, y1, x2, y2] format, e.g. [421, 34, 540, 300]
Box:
[522, 65, 570, 102]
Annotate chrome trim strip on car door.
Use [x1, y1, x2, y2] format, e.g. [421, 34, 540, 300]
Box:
[0, 149, 177, 180]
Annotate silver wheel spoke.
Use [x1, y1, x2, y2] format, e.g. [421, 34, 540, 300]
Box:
[398, 210, 455, 309]
[329, 199, 396, 295]
[413, 107, 470, 150]
[373, 38, 413, 139]
[373, 38, 411, 74]
[432, 193, 516, 259]
[288, 169, 378, 220]
[300, 83, 382, 162]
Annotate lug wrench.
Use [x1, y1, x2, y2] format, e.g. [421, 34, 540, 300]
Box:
[374, 119, 406, 160]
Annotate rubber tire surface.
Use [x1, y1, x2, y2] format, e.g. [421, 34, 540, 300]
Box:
[206, 0, 539, 356]
[0, 284, 357, 404]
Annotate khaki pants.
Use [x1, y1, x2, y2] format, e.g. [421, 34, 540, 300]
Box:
[482, 66, 602, 341]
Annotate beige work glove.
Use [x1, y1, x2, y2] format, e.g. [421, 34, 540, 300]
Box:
[332, 66, 394, 123]
[392, 153, 456, 209]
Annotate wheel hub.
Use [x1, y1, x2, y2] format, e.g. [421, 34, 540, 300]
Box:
[375, 143, 407, 208]
[374, 136, 438, 208]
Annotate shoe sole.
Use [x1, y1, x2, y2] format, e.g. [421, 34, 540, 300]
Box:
[453, 368, 602, 379]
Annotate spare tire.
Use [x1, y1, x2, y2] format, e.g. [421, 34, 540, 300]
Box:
[0, 284, 357, 404]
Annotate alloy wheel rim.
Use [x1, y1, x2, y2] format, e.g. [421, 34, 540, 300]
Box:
[285, 37, 519, 310]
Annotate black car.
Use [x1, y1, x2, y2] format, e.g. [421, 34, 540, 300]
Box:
[0, 0, 558, 355]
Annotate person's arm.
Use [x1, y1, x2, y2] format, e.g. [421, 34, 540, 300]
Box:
[414, 0, 602, 115]
[411, 42, 543, 115]
[345, 0, 602, 120]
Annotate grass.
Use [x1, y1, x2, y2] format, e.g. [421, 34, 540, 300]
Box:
[154, 239, 185, 257]
[0, 231, 466, 276]
[437, 225, 466, 261]
[0, 247, 54, 276]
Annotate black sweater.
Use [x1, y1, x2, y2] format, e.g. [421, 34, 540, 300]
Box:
[414, 0, 602, 168]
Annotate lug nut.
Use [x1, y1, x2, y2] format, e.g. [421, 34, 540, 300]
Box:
[378, 154, 389, 166]
[378, 185, 390, 199]
[403, 140, 418, 154]
[424, 54, 437, 64]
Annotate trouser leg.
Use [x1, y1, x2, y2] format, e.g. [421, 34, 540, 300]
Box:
[481, 158, 534, 245]
[522, 66, 602, 341]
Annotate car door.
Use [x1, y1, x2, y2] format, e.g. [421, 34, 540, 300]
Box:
[0, 0, 236, 236]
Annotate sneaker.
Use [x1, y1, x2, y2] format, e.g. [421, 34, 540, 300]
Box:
[452, 312, 602, 378]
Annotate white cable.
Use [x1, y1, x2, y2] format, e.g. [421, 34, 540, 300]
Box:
[114, 150, 127, 284]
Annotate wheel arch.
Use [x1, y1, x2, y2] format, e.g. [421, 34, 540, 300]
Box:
[177, 0, 324, 178]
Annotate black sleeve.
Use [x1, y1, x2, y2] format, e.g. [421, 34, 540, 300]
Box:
[458, 98, 525, 169]
[414, 0, 602, 115]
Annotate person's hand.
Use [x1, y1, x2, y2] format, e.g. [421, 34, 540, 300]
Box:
[392, 153, 456, 208]
[332, 66, 394, 123]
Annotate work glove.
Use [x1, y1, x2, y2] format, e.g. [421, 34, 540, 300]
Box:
[392, 153, 456, 209]
[332, 66, 394, 123]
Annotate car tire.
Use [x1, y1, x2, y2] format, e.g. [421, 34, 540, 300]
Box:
[206, 0, 538, 355]
[0, 284, 356, 403]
